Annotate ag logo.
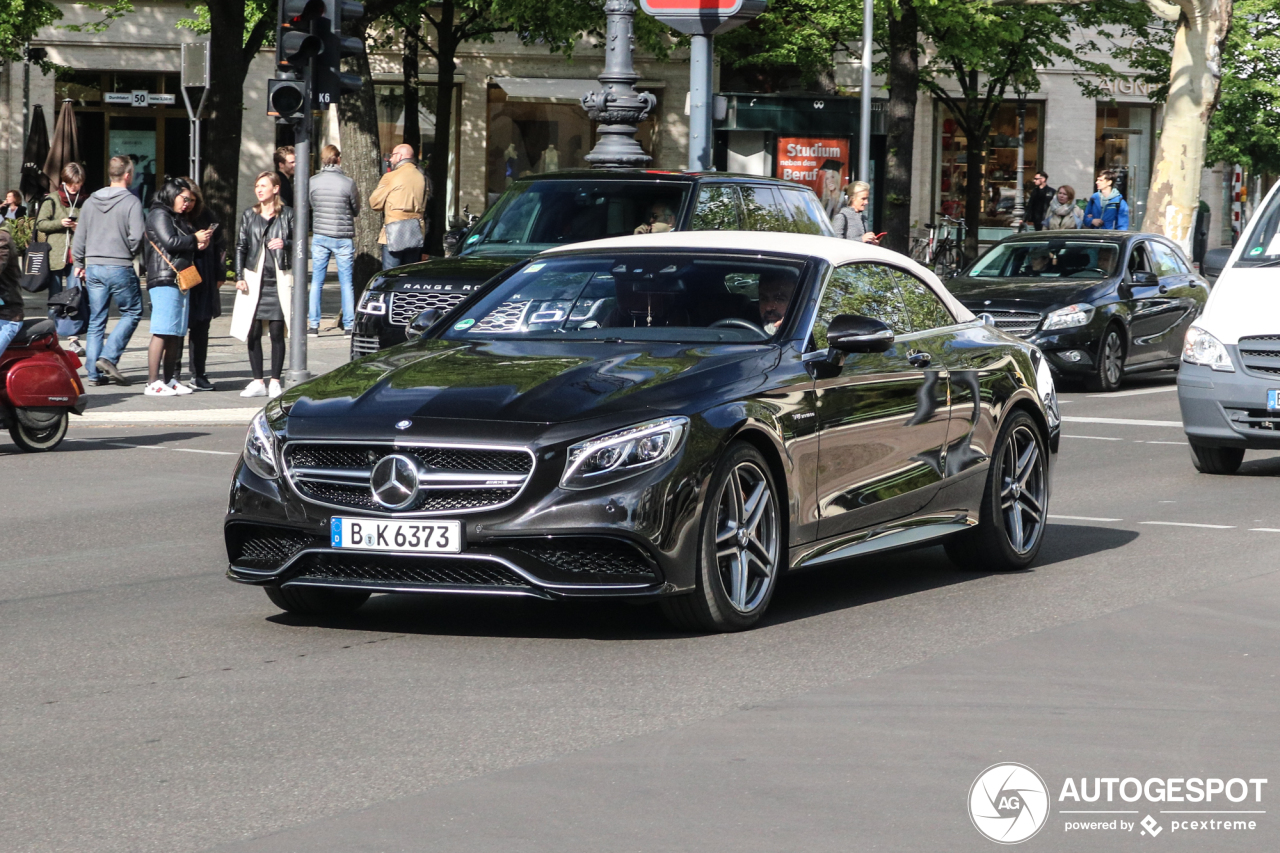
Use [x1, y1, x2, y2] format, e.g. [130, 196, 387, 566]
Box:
[969, 763, 1050, 844]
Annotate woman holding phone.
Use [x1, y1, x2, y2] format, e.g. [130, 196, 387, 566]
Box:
[831, 181, 879, 244]
[178, 178, 225, 391]
[231, 171, 294, 399]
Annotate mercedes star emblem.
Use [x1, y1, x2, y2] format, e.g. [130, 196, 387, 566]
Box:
[370, 454, 420, 509]
[395, 419, 413, 430]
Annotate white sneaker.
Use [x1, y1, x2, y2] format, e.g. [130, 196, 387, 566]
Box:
[268, 379, 283, 398]
[167, 379, 193, 395]
[144, 380, 178, 397]
[240, 379, 267, 398]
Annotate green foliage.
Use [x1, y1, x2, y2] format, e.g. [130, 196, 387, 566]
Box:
[59, 1, 135, 34]
[714, 0, 862, 83]
[1208, 0, 1280, 173]
[0, 0, 61, 62]
[177, 0, 273, 44]
[1, 216, 35, 250]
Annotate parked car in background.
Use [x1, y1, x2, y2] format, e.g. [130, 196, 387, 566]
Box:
[350, 171, 836, 358]
[1179, 180, 1280, 474]
[947, 231, 1209, 391]
[228, 232, 1058, 632]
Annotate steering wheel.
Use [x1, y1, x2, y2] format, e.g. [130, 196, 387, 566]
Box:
[710, 318, 767, 337]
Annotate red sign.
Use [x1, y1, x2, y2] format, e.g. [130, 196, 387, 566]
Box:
[642, 0, 743, 10]
[776, 137, 850, 216]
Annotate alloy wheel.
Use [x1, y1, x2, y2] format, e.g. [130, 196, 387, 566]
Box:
[999, 424, 1046, 554]
[713, 460, 779, 613]
[1102, 331, 1123, 387]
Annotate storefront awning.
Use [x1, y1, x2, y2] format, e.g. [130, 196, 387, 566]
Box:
[492, 77, 663, 103]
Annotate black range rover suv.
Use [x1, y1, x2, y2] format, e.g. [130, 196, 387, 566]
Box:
[350, 170, 836, 358]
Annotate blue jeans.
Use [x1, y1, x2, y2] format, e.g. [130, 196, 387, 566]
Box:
[85, 265, 143, 380]
[382, 243, 421, 271]
[0, 318, 20, 362]
[310, 235, 355, 329]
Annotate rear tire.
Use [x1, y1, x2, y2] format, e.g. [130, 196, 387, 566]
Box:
[264, 584, 370, 616]
[661, 443, 782, 633]
[1189, 441, 1244, 475]
[1085, 325, 1125, 392]
[8, 411, 68, 452]
[945, 410, 1048, 572]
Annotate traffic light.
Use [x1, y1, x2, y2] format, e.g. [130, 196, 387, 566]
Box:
[267, 78, 308, 120]
[313, 0, 365, 108]
[276, 0, 324, 72]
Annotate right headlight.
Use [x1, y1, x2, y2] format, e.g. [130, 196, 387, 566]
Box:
[561, 416, 689, 490]
[1182, 325, 1235, 372]
[1042, 303, 1095, 331]
[358, 291, 387, 315]
[243, 410, 281, 479]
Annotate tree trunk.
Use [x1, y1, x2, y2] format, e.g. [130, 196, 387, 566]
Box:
[402, 15, 421, 155]
[426, 0, 457, 257]
[1142, 0, 1232, 251]
[964, 121, 986, 259]
[882, 0, 919, 255]
[338, 14, 386, 296]
[202, 0, 255, 236]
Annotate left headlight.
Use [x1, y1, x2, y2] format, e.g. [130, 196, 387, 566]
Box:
[1042, 302, 1095, 331]
[561, 416, 689, 490]
[358, 291, 387, 315]
[1182, 324, 1235, 372]
[243, 410, 281, 479]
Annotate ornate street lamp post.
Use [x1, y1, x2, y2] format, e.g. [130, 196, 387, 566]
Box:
[582, 0, 657, 169]
[1012, 97, 1027, 232]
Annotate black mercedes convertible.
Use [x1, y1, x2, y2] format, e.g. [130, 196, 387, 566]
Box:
[226, 232, 1059, 632]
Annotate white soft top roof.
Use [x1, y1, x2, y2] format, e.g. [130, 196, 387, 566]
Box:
[540, 231, 976, 324]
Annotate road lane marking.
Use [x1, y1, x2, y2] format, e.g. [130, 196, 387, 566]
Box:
[67, 438, 237, 456]
[76, 407, 260, 425]
[1139, 521, 1236, 529]
[1143, 440, 1187, 445]
[1249, 528, 1280, 533]
[1087, 386, 1178, 398]
[1050, 515, 1123, 522]
[1062, 416, 1183, 427]
[1063, 434, 1124, 441]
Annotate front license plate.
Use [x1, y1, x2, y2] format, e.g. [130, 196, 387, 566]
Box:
[1270, 390, 1280, 412]
[330, 517, 463, 553]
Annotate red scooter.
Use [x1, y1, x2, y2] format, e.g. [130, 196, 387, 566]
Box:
[0, 318, 86, 452]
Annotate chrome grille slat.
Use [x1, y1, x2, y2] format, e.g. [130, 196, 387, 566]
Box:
[980, 309, 1041, 339]
[389, 291, 469, 326]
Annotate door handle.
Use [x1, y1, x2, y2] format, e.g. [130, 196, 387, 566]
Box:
[908, 350, 932, 368]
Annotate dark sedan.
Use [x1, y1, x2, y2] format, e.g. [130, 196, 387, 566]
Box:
[948, 231, 1209, 391]
[350, 170, 835, 358]
[227, 232, 1058, 633]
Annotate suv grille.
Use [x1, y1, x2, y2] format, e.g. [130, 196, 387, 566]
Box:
[350, 334, 380, 357]
[290, 553, 529, 588]
[390, 291, 469, 326]
[981, 309, 1041, 338]
[283, 442, 534, 515]
[475, 301, 530, 333]
[1237, 336, 1280, 377]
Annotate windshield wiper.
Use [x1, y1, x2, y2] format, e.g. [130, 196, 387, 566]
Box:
[1243, 257, 1280, 267]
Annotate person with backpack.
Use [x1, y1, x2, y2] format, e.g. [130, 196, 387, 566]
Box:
[34, 163, 86, 354]
[831, 181, 879, 244]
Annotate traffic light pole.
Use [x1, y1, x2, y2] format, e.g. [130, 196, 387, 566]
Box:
[287, 66, 313, 385]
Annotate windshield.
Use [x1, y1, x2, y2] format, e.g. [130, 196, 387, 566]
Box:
[442, 253, 808, 344]
[1237, 187, 1280, 266]
[967, 240, 1121, 279]
[459, 180, 692, 257]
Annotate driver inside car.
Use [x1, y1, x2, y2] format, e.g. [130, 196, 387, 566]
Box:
[1022, 248, 1056, 277]
[634, 202, 677, 235]
[758, 270, 798, 335]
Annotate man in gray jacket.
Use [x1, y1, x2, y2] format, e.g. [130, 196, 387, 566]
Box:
[71, 155, 144, 385]
[308, 144, 361, 334]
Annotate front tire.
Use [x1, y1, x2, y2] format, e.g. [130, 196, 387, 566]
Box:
[9, 411, 68, 452]
[946, 410, 1048, 572]
[1189, 441, 1244, 475]
[661, 443, 782, 633]
[264, 584, 371, 616]
[1085, 325, 1125, 392]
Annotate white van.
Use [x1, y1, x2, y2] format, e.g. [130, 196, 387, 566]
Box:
[1178, 181, 1280, 473]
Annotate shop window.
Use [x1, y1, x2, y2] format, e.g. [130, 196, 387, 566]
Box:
[1096, 103, 1154, 229]
[375, 83, 454, 159]
[55, 70, 103, 106]
[936, 102, 1043, 229]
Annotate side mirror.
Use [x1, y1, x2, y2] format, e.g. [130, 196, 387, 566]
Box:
[827, 314, 894, 353]
[1130, 270, 1159, 287]
[405, 308, 442, 341]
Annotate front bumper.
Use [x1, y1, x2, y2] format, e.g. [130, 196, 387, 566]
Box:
[1029, 326, 1105, 376]
[1178, 356, 1280, 449]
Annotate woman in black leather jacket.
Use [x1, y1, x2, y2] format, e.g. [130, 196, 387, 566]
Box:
[143, 178, 212, 397]
[231, 171, 295, 398]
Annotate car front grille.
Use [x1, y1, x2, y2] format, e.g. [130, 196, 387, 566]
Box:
[282, 441, 534, 515]
[504, 537, 658, 580]
[289, 552, 530, 588]
[350, 334, 380, 357]
[1227, 409, 1280, 432]
[1237, 336, 1280, 377]
[228, 526, 321, 571]
[980, 309, 1042, 338]
[389, 291, 469, 326]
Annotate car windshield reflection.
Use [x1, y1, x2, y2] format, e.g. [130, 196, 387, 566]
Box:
[968, 240, 1121, 280]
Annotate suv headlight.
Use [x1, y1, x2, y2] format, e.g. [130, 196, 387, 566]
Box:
[1042, 303, 1094, 331]
[1182, 325, 1235, 372]
[243, 410, 281, 479]
[561, 416, 689, 490]
[358, 291, 387, 315]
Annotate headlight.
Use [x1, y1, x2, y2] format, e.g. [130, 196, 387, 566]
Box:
[1042, 303, 1094, 331]
[243, 410, 281, 479]
[358, 291, 387, 315]
[1182, 325, 1235, 372]
[561, 416, 689, 490]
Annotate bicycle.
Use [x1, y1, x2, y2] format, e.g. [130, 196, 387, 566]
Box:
[910, 214, 968, 281]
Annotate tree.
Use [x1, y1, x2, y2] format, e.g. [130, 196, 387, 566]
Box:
[1207, 0, 1280, 174]
[0, 1, 60, 62]
[995, 0, 1233, 251]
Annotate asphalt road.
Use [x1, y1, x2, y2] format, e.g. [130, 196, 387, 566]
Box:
[2, 369, 1278, 852]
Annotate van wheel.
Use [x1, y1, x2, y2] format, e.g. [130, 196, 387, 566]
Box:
[1189, 441, 1244, 475]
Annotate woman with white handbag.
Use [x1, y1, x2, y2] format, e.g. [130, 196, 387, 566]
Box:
[231, 172, 294, 399]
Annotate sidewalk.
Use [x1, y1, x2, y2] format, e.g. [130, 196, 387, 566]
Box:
[32, 278, 356, 428]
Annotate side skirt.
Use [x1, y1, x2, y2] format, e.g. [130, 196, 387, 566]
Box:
[788, 510, 978, 570]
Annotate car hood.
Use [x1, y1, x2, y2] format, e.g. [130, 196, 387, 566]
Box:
[370, 255, 526, 291]
[947, 276, 1105, 310]
[284, 338, 776, 428]
[1199, 267, 1280, 344]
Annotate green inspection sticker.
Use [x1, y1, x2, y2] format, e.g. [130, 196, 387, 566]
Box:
[453, 318, 475, 330]
[1250, 246, 1264, 255]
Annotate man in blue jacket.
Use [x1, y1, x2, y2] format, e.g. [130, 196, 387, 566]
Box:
[1085, 169, 1130, 230]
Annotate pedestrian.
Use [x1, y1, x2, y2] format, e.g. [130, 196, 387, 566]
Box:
[1, 190, 26, 219]
[1026, 171, 1055, 232]
[1085, 169, 1129, 230]
[274, 146, 296, 207]
[370, 143, 427, 270]
[308, 144, 360, 336]
[231, 171, 294, 399]
[178, 178, 225, 391]
[830, 181, 878, 244]
[142, 177, 211, 397]
[34, 163, 86, 353]
[71, 155, 145, 387]
[1043, 185, 1083, 230]
[0, 230, 23, 362]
